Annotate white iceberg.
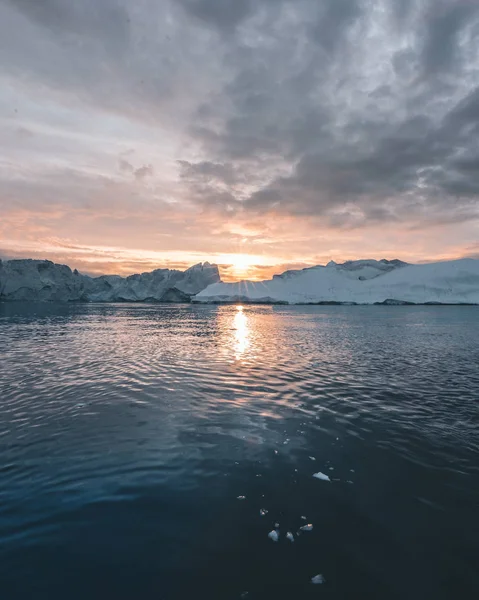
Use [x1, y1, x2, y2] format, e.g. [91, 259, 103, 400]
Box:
[195, 258, 479, 305]
[313, 472, 331, 482]
[268, 530, 279, 542]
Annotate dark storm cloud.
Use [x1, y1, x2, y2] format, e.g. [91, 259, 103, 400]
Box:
[421, 0, 479, 75]
[178, 160, 240, 186]
[309, 0, 364, 54]
[178, 0, 254, 30]
[1, 0, 479, 232]
[5, 0, 129, 50]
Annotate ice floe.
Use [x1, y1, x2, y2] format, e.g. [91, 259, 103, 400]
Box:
[313, 472, 331, 481]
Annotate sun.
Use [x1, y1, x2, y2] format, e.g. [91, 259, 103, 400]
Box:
[217, 252, 273, 281]
[230, 254, 254, 276]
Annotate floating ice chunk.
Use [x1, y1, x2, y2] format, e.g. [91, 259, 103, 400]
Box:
[240, 593, 249, 599]
[350, 469, 355, 473]
[274, 450, 278, 455]
[268, 530, 279, 542]
[286, 532, 294, 542]
[275, 522, 280, 528]
[300, 516, 307, 520]
[300, 524, 313, 532]
[313, 472, 331, 482]
[260, 508, 268, 516]
[237, 496, 246, 500]
[311, 574, 325, 584]
[347, 480, 354, 484]
[309, 456, 316, 461]
[329, 467, 334, 471]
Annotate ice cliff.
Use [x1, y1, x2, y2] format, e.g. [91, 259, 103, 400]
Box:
[0, 259, 220, 302]
[195, 259, 479, 305]
[2, 257, 479, 305]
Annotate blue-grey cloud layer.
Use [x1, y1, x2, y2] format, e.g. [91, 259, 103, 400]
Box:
[1, 0, 479, 232]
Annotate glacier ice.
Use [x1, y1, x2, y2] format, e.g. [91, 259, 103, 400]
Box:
[195, 258, 479, 305]
[268, 530, 279, 542]
[313, 472, 331, 482]
[0, 259, 220, 303]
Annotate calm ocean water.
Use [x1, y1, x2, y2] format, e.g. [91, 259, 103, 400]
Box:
[1, 303, 478, 599]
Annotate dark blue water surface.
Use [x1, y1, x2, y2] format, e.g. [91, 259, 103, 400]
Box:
[1, 303, 478, 599]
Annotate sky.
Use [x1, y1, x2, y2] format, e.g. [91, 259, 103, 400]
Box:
[1, 0, 479, 281]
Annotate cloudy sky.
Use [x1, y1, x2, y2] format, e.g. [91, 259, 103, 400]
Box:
[1, 0, 479, 280]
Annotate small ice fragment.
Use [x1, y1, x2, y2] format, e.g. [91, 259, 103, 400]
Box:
[274, 450, 278, 455]
[286, 532, 294, 542]
[275, 522, 280, 528]
[300, 516, 307, 520]
[311, 574, 325, 585]
[260, 508, 268, 516]
[237, 496, 246, 500]
[309, 456, 316, 461]
[268, 530, 279, 542]
[350, 469, 355, 473]
[300, 524, 313, 532]
[313, 472, 331, 482]
[240, 593, 249, 599]
[329, 467, 334, 471]
[336, 437, 339, 440]
[256, 474, 262, 477]
[347, 480, 354, 484]
[235, 462, 239, 465]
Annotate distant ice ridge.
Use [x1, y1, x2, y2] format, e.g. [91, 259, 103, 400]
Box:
[195, 258, 479, 305]
[0, 259, 220, 303]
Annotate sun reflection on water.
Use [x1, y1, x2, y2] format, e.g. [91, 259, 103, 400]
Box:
[233, 305, 250, 359]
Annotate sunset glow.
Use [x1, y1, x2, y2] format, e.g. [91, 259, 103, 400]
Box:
[0, 0, 478, 280]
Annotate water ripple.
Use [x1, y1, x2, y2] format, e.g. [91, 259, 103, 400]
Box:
[1, 303, 479, 599]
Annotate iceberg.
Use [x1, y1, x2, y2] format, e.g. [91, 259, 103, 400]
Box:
[313, 472, 331, 482]
[195, 258, 479, 305]
[0, 259, 220, 303]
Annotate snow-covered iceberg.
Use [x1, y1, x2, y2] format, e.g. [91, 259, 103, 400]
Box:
[0, 259, 220, 303]
[195, 259, 479, 305]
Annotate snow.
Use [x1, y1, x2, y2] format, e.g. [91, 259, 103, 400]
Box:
[268, 530, 279, 542]
[195, 258, 479, 305]
[313, 472, 331, 482]
[0, 259, 220, 303]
